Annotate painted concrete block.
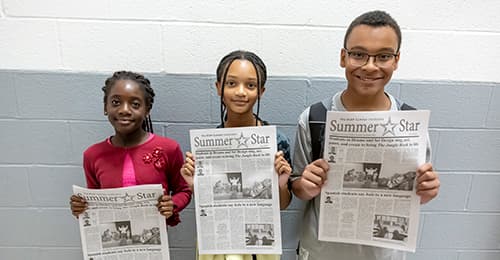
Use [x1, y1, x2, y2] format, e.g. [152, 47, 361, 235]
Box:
[458, 251, 500, 260]
[0, 71, 18, 117]
[400, 1, 500, 31]
[170, 248, 196, 260]
[0, 209, 38, 245]
[400, 31, 500, 82]
[428, 129, 439, 163]
[420, 173, 471, 211]
[400, 82, 492, 128]
[37, 208, 81, 246]
[163, 24, 262, 75]
[38, 248, 83, 260]
[149, 74, 214, 122]
[28, 166, 85, 207]
[0, 121, 72, 164]
[259, 78, 308, 124]
[59, 21, 163, 72]
[486, 85, 500, 128]
[14, 72, 103, 120]
[434, 130, 500, 171]
[0, 167, 31, 207]
[420, 213, 500, 249]
[0, 20, 60, 70]
[280, 211, 302, 249]
[467, 174, 500, 211]
[0, 247, 36, 260]
[406, 249, 458, 260]
[69, 121, 114, 164]
[261, 27, 343, 77]
[168, 209, 196, 248]
[3, 0, 106, 18]
[308, 79, 345, 106]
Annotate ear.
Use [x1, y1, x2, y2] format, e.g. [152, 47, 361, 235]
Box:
[393, 52, 400, 71]
[340, 48, 347, 68]
[215, 81, 222, 97]
[259, 86, 266, 97]
[104, 103, 108, 116]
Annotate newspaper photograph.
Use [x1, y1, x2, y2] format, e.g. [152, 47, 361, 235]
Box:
[190, 125, 282, 255]
[72, 184, 169, 260]
[318, 110, 430, 252]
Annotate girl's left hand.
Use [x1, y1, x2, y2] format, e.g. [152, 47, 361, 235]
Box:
[157, 195, 174, 219]
[416, 163, 440, 204]
[274, 151, 292, 189]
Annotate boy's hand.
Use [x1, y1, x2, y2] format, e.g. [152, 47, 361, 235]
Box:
[416, 163, 440, 204]
[157, 195, 174, 219]
[274, 151, 292, 189]
[180, 152, 195, 191]
[70, 195, 88, 218]
[297, 159, 329, 199]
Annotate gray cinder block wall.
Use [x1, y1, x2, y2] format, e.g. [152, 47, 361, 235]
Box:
[0, 70, 499, 260]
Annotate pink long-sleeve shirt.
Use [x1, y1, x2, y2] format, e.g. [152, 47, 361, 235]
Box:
[83, 134, 192, 226]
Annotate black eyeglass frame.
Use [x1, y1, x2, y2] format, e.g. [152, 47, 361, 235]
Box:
[343, 48, 399, 67]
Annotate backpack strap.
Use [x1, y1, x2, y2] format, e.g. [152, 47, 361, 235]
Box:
[399, 102, 416, 110]
[396, 98, 416, 110]
[309, 102, 327, 161]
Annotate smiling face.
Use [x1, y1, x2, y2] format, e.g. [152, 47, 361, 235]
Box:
[216, 59, 265, 118]
[104, 79, 149, 139]
[340, 25, 400, 100]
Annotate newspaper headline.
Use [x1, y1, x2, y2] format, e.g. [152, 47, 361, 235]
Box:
[190, 126, 282, 255]
[318, 110, 430, 252]
[73, 184, 169, 260]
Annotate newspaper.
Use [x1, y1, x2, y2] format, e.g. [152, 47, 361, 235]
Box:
[318, 110, 430, 252]
[73, 184, 169, 260]
[190, 125, 282, 255]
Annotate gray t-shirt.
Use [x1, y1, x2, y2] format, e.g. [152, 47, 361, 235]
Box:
[292, 91, 408, 260]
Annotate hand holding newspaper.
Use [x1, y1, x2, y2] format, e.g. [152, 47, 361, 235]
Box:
[73, 184, 170, 260]
[189, 126, 282, 255]
[318, 110, 430, 252]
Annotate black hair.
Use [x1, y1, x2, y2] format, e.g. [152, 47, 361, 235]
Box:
[216, 50, 267, 127]
[102, 71, 155, 133]
[344, 10, 402, 52]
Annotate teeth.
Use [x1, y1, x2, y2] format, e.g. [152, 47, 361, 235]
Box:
[359, 76, 376, 81]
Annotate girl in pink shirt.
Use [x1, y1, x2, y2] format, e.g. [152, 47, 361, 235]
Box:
[70, 71, 192, 226]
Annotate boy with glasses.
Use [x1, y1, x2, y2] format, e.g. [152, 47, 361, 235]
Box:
[291, 10, 440, 260]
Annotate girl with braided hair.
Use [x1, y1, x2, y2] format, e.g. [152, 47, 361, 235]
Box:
[181, 50, 293, 260]
[70, 71, 192, 226]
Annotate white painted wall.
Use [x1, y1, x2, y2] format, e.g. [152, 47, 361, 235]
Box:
[1, 0, 499, 82]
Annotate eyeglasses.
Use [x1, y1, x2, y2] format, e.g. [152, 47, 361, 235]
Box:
[344, 48, 398, 67]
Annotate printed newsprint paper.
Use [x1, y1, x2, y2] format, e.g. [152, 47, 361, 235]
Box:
[318, 110, 430, 252]
[73, 184, 169, 260]
[190, 125, 282, 255]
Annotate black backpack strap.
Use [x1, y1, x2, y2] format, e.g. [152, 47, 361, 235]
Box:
[309, 102, 327, 161]
[395, 97, 416, 111]
[399, 102, 416, 110]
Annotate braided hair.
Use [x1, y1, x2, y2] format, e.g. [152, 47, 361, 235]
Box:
[216, 50, 267, 127]
[102, 71, 155, 133]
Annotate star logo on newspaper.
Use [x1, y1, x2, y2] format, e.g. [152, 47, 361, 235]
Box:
[121, 192, 135, 203]
[235, 132, 250, 148]
[381, 117, 397, 136]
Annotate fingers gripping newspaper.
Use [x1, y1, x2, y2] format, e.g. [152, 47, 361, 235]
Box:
[73, 184, 169, 260]
[190, 126, 282, 255]
[318, 110, 430, 252]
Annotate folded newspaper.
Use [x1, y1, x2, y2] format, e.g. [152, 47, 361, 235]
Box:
[318, 110, 430, 252]
[189, 125, 282, 255]
[73, 184, 169, 260]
